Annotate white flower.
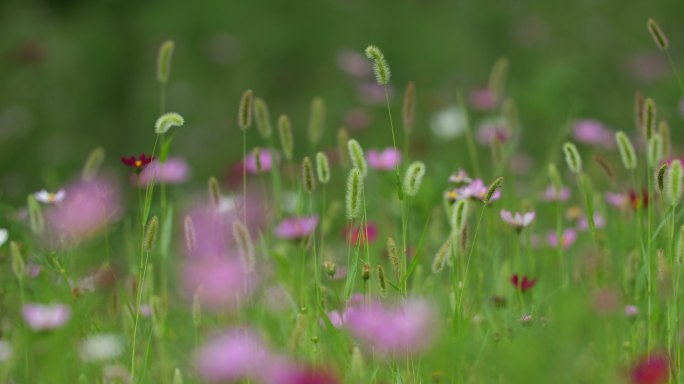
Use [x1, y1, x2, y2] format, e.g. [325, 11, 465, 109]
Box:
[34, 189, 66, 204]
[79, 334, 123, 363]
[218, 197, 236, 214]
[430, 106, 466, 140]
[0, 229, 7, 247]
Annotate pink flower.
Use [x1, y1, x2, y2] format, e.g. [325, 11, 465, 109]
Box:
[548, 229, 577, 249]
[448, 169, 472, 184]
[22, 303, 70, 331]
[625, 305, 639, 318]
[542, 185, 570, 202]
[345, 298, 436, 356]
[48, 176, 121, 245]
[605, 192, 628, 209]
[194, 329, 269, 382]
[182, 258, 257, 311]
[500, 210, 535, 230]
[366, 148, 401, 171]
[244, 148, 279, 174]
[136, 157, 190, 186]
[343, 222, 377, 245]
[446, 179, 501, 203]
[572, 119, 614, 149]
[577, 214, 605, 231]
[630, 353, 669, 384]
[475, 116, 509, 145]
[275, 216, 319, 240]
[470, 87, 497, 111]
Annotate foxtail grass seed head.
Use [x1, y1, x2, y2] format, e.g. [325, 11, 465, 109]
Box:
[450, 199, 468, 237]
[635, 90, 644, 132]
[484, 177, 504, 205]
[253, 97, 272, 139]
[308, 97, 325, 145]
[643, 98, 656, 140]
[562, 142, 582, 174]
[253, 148, 263, 172]
[233, 220, 255, 272]
[184, 215, 196, 252]
[323, 260, 337, 278]
[615, 132, 637, 170]
[157, 40, 174, 83]
[238, 89, 254, 131]
[27, 195, 44, 235]
[376, 265, 387, 297]
[460, 224, 468, 254]
[338, 128, 350, 168]
[345, 168, 363, 220]
[10, 241, 24, 281]
[593, 154, 616, 184]
[403, 81, 416, 132]
[488, 57, 509, 101]
[315, 152, 331, 184]
[648, 133, 664, 168]
[678, 225, 684, 264]
[277, 115, 294, 160]
[208, 176, 221, 208]
[173, 368, 183, 384]
[81, 147, 105, 181]
[648, 18, 669, 50]
[155, 112, 184, 134]
[666, 159, 684, 206]
[656, 163, 668, 194]
[347, 139, 368, 177]
[365, 45, 391, 85]
[302, 156, 316, 193]
[548, 163, 563, 195]
[659, 120, 670, 157]
[144, 216, 159, 252]
[387, 237, 400, 277]
[404, 161, 426, 197]
[431, 238, 452, 274]
[351, 345, 365, 379]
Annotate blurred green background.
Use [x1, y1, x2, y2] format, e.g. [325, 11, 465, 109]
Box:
[1, 0, 683, 202]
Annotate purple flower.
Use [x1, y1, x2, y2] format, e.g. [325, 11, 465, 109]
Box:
[22, 303, 70, 330]
[345, 298, 436, 356]
[625, 305, 639, 318]
[500, 210, 535, 230]
[367, 148, 401, 171]
[542, 185, 570, 202]
[577, 213, 605, 231]
[572, 119, 614, 149]
[244, 148, 279, 174]
[47, 176, 121, 245]
[183, 258, 257, 311]
[194, 329, 268, 382]
[548, 229, 577, 249]
[470, 87, 497, 111]
[136, 157, 190, 186]
[274, 216, 319, 240]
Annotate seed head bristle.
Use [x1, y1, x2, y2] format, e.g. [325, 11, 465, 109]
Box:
[484, 176, 504, 205]
[562, 142, 582, 174]
[144, 216, 159, 252]
[648, 18, 669, 50]
[238, 89, 254, 131]
[403, 161, 426, 198]
[315, 152, 331, 184]
[656, 163, 668, 194]
[345, 168, 363, 220]
[155, 112, 184, 135]
[302, 156, 316, 193]
[387, 237, 400, 277]
[665, 159, 683, 206]
[157, 40, 175, 83]
[253, 97, 272, 139]
[615, 132, 637, 170]
[648, 133, 663, 169]
[643, 98, 656, 141]
[364, 45, 391, 85]
[208, 176, 221, 208]
[347, 139, 368, 177]
[450, 199, 468, 238]
[277, 114, 294, 160]
[184, 215, 196, 252]
[375, 265, 387, 297]
[232, 220, 255, 273]
[431, 238, 452, 274]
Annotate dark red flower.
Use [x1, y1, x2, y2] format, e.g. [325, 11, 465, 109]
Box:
[630, 353, 669, 384]
[343, 222, 377, 245]
[121, 153, 155, 174]
[629, 189, 649, 211]
[510, 274, 537, 292]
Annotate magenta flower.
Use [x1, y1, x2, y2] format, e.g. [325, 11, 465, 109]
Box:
[470, 87, 497, 111]
[577, 213, 605, 231]
[630, 353, 669, 384]
[345, 298, 436, 356]
[367, 148, 402, 171]
[548, 229, 577, 249]
[183, 258, 257, 311]
[500, 210, 535, 231]
[274, 216, 319, 240]
[194, 329, 269, 382]
[510, 274, 537, 292]
[136, 157, 190, 186]
[343, 222, 377, 245]
[572, 119, 614, 149]
[542, 185, 570, 202]
[244, 148, 279, 174]
[22, 303, 70, 331]
[47, 176, 121, 245]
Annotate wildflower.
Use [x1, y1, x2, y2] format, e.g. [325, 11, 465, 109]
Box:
[577, 214, 605, 231]
[343, 222, 377, 245]
[542, 185, 570, 202]
[630, 353, 669, 384]
[605, 192, 629, 209]
[244, 148, 279, 174]
[345, 299, 436, 357]
[136, 157, 190, 186]
[366, 148, 401, 171]
[22, 303, 70, 331]
[183, 258, 257, 311]
[34, 189, 66, 204]
[121, 153, 155, 174]
[274, 216, 319, 240]
[548, 229, 578, 249]
[573, 119, 614, 149]
[500, 210, 535, 231]
[629, 189, 650, 210]
[448, 169, 472, 185]
[510, 274, 537, 292]
[272, 365, 340, 384]
[625, 305, 639, 318]
[430, 106, 467, 140]
[475, 116, 510, 145]
[194, 329, 268, 383]
[79, 334, 124, 363]
[446, 179, 501, 203]
[470, 87, 497, 111]
[0, 228, 8, 247]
